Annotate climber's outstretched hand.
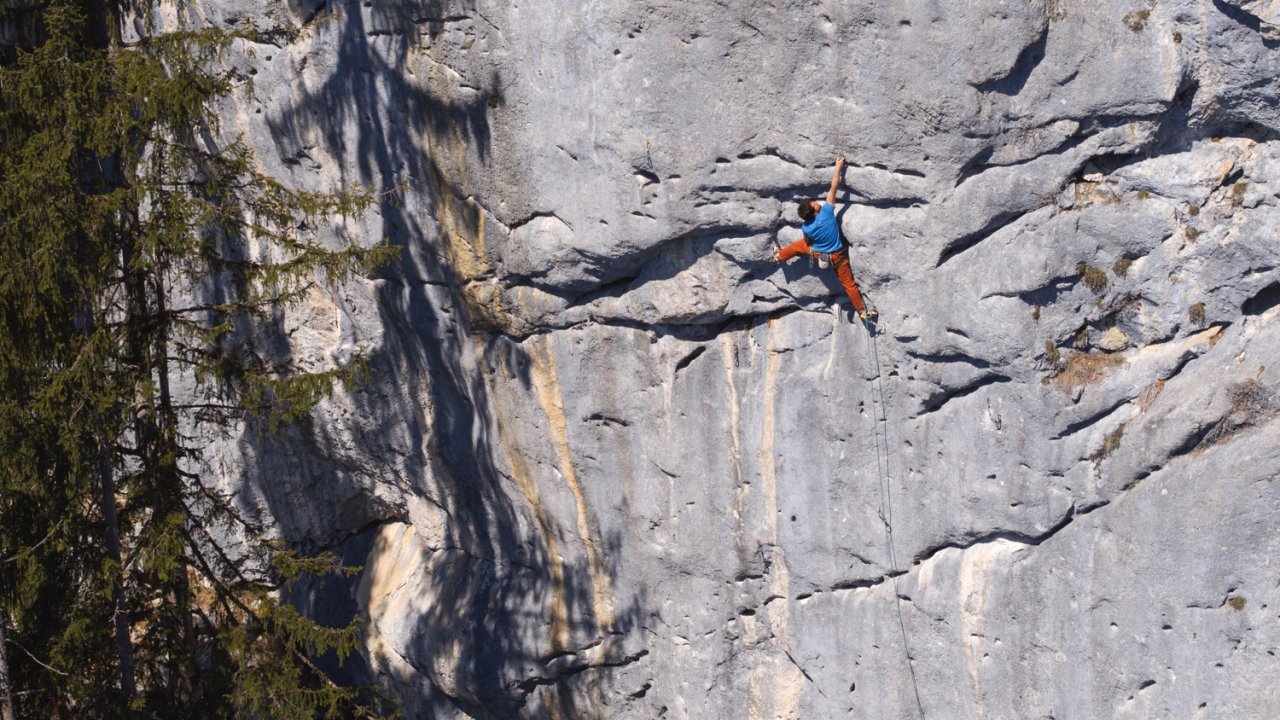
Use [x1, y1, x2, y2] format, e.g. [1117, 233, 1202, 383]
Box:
[827, 156, 845, 205]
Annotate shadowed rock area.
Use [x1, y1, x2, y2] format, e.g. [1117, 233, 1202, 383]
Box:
[173, 0, 1280, 716]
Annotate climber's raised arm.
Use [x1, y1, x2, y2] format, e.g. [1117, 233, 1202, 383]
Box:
[825, 155, 845, 206]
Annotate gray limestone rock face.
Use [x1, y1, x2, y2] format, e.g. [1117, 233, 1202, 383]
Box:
[168, 0, 1280, 717]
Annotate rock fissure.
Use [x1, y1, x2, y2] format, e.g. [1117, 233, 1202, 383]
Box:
[1052, 395, 1135, 441]
[917, 373, 1013, 417]
[512, 648, 651, 698]
[936, 200, 1056, 268]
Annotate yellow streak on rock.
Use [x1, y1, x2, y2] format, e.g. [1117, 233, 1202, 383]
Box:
[528, 334, 616, 631]
[357, 523, 423, 672]
[721, 335, 747, 549]
[485, 347, 571, 651]
[427, 128, 488, 283]
[959, 539, 1018, 720]
[748, 650, 805, 720]
[747, 322, 805, 720]
[427, 142, 517, 333]
[761, 323, 781, 541]
[495, 407, 571, 652]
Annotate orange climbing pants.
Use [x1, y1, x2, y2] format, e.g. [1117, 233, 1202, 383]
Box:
[778, 239, 866, 313]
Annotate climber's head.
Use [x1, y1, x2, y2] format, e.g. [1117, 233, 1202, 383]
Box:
[797, 199, 819, 222]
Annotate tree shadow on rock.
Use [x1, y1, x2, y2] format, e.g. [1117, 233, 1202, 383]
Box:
[250, 4, 645, 715]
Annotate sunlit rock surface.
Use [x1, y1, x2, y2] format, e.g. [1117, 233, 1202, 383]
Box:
[175, 0, 1280, 716]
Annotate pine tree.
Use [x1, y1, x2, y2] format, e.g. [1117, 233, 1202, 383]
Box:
[0, 2, 399, 717]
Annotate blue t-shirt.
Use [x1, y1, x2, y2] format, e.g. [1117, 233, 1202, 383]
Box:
[802, 203, 842, 253]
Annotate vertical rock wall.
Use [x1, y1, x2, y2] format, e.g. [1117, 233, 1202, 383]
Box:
[176, 0, 1280, 717]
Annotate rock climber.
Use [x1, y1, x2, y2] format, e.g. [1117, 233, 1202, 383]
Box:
[773, 155, 876, 322]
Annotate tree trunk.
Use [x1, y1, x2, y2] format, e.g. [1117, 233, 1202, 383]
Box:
[154, 269, 196, 704]
[0, 608, 16, 720]
[98, 443, 137, 702]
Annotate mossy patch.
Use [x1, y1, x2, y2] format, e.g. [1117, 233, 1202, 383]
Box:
[1185, 226, 1200, 242]
[1227, 596, 1246, 612]
[1113, 258, 1133, 277]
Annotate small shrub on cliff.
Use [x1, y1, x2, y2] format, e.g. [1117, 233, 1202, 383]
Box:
[1123, 10, 1150, 32]
[1113, 258, 1133, 277]
[1044, 340, 1061, 367]
[1228, 378, 1274, 419]
[1189, 302, 1206, 325]
[1232, 181, 1249, 206]
[1077, 262, 1109, 293]
[1201, 378, 1277, 448]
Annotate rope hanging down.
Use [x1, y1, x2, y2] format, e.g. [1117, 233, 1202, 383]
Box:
[863, 322, 926, 719]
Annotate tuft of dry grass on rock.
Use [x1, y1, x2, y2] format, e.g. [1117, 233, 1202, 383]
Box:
[1137, 378, 1166, 411]
[1091, 422, 1127, 462]
[1113, 258, 1133, 277]
[1054, 351, 1124, 389]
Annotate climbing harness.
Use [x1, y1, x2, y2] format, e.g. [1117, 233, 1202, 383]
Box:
[864, 322, 927, 719]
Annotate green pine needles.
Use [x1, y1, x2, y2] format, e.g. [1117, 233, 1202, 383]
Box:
[0, 2, 399, 718]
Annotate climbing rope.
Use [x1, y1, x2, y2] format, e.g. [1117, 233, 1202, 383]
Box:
[863, 319, 926, 719]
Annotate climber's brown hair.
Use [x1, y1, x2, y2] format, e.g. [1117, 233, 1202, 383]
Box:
[797, 199, 817, 222]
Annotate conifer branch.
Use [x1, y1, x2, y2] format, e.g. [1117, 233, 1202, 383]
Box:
[0, 521, 65, 565]
[4, 637, 68, 678]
